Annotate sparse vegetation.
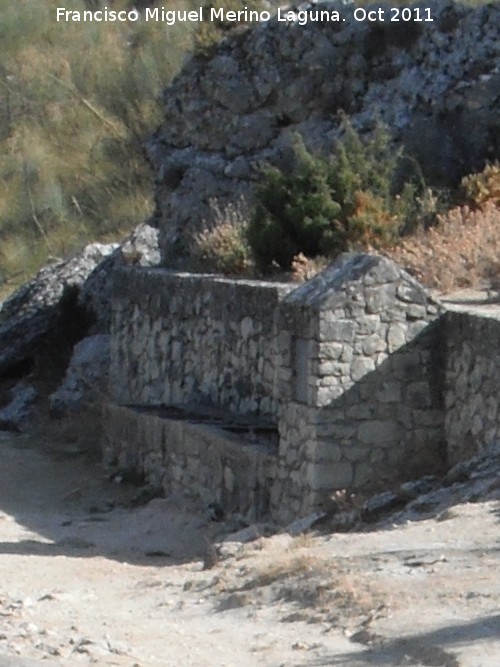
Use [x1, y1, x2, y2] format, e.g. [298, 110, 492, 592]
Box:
[385, 202, 500, 292]
[291, 252, 328, 282]
[461, 162, 500, 209]
[188, 199, 253, 274]
[210, 536, 381, 627]
[0, 0, 197, 296]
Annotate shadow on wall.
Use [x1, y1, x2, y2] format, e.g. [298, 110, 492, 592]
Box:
[275, 322, 447, 520]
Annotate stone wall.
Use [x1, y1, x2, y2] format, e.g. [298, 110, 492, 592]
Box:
[103, 404, 277, 520]
[110, 268, 294, 418]
[271, 254, 446, 520]
[445, 309, 500, 465]
[107, 254, 451, 522]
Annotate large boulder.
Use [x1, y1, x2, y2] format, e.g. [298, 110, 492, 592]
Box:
[49, 334, 110, 415]
[0, 243, 117, 377]
[0, 223, 159, 381]
[147, 0, 500, 263]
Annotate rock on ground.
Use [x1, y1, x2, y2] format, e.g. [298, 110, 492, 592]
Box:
[0, 244, 117, 377]
[0, 382, 38, 431]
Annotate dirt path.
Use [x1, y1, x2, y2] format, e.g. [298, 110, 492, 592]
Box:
[1, 431, 500, 666]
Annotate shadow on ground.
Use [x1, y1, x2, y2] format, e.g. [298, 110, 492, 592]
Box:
[0, 431, 220, 567]
[299, 614, 500, 666]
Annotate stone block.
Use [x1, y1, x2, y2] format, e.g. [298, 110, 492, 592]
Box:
[343, 444, 370, 463]
[358, 420, 402, 446]
[362, 334, 386, 355]
[353, 462, 375, 487]
[387, 323, 407, 352]
[366, 285, 396, 313]
[407, 304, 427, 320]
[316, 385, 345, 406]
[407, 321, 430, 338]
[318, 342, 343, 360]
[307, 461, 353, 491]
[319, 319, 357, 343]
[308, 440, 343, 463]
[351, 357, 376, 382]
[318, 361, 350, 377]
[377, 382, 401, 403]
[356, 315, 381, 335]
[406, 382, 432, 410]
[397, 283, 426, 304]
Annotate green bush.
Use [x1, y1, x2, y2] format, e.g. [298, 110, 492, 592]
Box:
[248, 140, 343, 270]
[248, 122, 425, 271]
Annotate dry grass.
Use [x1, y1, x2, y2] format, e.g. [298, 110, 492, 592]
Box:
[385, 202, 500, 293]
[462, 162, 500, 209]
[210, 535, 382, 627]
[188, 199, 253, 275]
[291, 253, 329, 282]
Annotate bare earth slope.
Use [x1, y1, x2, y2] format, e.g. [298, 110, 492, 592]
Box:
[0, 430, 499, 667]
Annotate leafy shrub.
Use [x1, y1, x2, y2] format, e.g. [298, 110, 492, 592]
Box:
[248, 139, 344, 270]
[385, 202, 500, 292]
[189, 199, 253, 274]
[461, 162, 500, 209]
[248, 122, 430, 271]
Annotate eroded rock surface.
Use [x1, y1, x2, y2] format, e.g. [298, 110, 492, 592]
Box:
[0, 224, 159, 432]
[49, 334, 110, 416]
[148, 0, 500, 262]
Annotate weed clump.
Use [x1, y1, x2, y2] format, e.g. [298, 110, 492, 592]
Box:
[189, 199, 253, 275]
[385, 202, 500, 292]
[461, 162, 500, 209]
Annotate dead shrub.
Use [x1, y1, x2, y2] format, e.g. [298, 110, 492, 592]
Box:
[291, 253, 328, 282]
[461, 162, 500, 209]
[189, 199, 253, 275]
[385, 202, 500, 293]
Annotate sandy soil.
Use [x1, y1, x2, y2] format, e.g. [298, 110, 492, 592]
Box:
[0, 429, 500, 667]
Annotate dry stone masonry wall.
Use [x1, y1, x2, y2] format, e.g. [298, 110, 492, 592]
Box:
[272, 254, 445, 519]
[445, 310, 500, 466]
[105, 254, 472, 522]
[110, 269, 294, 418]
[104, 404, 278, 520]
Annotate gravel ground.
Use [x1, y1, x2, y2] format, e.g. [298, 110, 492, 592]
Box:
[0, 430, 499, 666]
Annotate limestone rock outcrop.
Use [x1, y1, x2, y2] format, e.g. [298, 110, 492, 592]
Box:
[0, 243, 117, 377]
[147, 0, 500, 263]
[0, 224, 159, 389]
[49, 334, 111, 416]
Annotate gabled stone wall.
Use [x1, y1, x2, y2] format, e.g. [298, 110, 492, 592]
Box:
[271, 254, 445, 519]
[106, 254, 454, 522]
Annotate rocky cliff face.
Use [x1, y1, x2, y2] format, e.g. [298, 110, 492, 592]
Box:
[147, 0, 500, 263]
